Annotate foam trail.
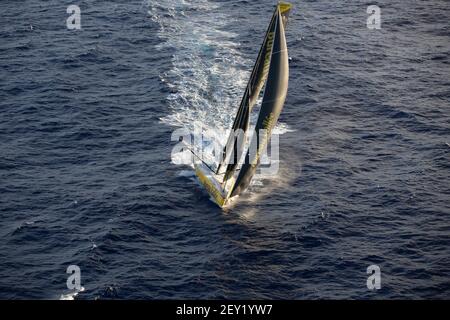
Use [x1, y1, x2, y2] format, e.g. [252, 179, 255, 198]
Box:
[148, 0, 247, 135]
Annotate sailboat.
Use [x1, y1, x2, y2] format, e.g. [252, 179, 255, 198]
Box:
[194, 2, 292, 207]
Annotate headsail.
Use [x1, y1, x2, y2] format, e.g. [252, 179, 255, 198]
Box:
[230, 4, 291, 197]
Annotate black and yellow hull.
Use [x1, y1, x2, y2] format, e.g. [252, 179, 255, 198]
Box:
[194, 164, 230, 208]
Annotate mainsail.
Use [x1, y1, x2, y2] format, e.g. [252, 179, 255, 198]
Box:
[194, 2, 292, 207]
[230, 4, 290, 197]
[216, 3, 292, 183]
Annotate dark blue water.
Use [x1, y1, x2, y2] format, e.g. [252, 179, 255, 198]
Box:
[1, 0, 449, 299]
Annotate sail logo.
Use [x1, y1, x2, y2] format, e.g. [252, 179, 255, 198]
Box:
[262, 32, 275, 81]
[252, 113, 276, 165]
[262, 112, 276, 131]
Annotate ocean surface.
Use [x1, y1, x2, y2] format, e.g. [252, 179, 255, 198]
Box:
[1, 0, 449, 299]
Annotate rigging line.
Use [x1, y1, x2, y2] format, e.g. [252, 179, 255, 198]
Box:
[185, 144, 242, 176]
[184, 145, 222, 175]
